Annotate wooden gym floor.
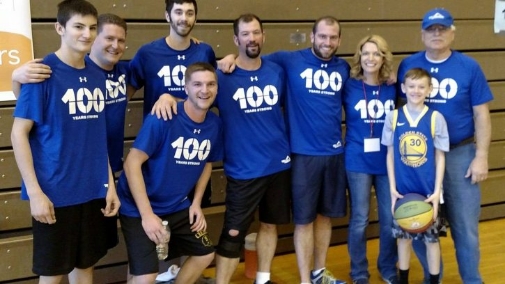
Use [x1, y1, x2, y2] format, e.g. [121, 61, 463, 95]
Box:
[202, 218, 505, 284]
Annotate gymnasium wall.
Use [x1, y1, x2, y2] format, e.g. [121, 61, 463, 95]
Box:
[1, 0, 504, 282]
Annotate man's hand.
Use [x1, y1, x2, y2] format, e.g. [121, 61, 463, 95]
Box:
[29, 190, 56, 224]
[141, 213, 166, 244]
[390, 190, 404, 215]
[151, 93, 179, 120]
[425, 193, 440, 220]
[465, 155, 489, 184]
[217, 54, 237, 73]
[102, 185, 120, 217]
[12, 58, 52, 84]
[188, 204, 206, 232]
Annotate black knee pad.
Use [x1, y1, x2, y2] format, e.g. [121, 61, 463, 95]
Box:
[216, 228, 247, 258]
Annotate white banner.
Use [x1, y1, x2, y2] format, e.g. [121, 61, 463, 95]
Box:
[495, 0, 505, 34]
[0, 0, 33, 101]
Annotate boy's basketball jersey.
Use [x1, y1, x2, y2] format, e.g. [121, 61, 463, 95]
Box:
[216, 61, 291, 179]
[129, 38, 216, 117]
[392, 106, 436, 197]
[14, 53, 109, 207]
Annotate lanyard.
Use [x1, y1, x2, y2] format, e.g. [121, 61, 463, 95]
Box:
[362, 81, 380, 138]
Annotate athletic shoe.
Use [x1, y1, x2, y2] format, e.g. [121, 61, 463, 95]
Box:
[310, 269, 347, 284]
[382, 275, 399, 284]
[352, 278, 369, 284]
[421, 280, 441, 284]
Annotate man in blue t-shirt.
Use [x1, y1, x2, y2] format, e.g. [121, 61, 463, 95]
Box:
[127, 0, 216, 118]
[397, 8, 493, 284]
[117, 62, 222, 284]
[11, 1, 120, 282]
[212, 14, 291, 284]
[12, 13, 130, 173]
[218, 15, 349, 284]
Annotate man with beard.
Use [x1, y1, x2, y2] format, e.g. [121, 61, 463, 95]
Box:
[128, 0, 216, 118]
[213, 14, 291, 284]
[218, 15, 349, 284]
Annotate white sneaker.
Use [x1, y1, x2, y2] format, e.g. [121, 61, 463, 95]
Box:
[156, 264, 180, 282]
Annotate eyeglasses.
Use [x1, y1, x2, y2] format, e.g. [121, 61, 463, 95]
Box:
[424, 25, 450, 33]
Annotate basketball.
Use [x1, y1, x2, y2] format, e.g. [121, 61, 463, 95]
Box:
[393, 193, 434, 233]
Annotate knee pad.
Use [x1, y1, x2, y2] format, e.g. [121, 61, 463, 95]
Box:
[216, 228, 247, 258]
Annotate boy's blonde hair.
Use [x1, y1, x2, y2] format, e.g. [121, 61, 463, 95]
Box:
[402, 68, 432, 84]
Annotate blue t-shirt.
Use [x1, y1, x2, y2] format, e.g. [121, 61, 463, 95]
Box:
[86, 56, 129, 172]
[343, 78, 396, 175]
[264, 48, 350, 155]
[215, 61, 291, 179]
[397, 50, 493, 144]
[14, 53, 109, 207]
[117, 102, 223, 217]
[129, 38, 216, 117]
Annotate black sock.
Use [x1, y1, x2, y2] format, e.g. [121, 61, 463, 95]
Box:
[430, 274, 440, 284]
[399, 269, 409, 284]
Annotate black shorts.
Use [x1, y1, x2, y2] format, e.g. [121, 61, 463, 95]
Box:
[120, 209, 215, 276]
[223, 169, 291, 231]
[32, 198, 118, 276]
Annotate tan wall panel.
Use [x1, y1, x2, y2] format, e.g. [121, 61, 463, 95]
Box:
[481, 170, 505, 204]
[0, 108, 14, 148]
[210, 169, 226, 204]
[0, 235, 35, 281]
[30, 0, 493, 21]
[124, 100, 143, 138]
[489, 82, 505, 111]
[489, 141, 505, 170]
[0, 150, 22, 190]
[0, 191, 31, 231]
[32, 20, 505, 60]
[491, 113, 505, 141]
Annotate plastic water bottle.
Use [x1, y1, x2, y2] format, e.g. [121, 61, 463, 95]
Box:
[156, 220, 170, 260]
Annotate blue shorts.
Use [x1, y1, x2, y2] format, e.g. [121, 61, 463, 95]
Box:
[291, 154, 347, 224]
[32, 198, 118, 276]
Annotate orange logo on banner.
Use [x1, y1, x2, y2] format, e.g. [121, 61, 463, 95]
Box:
[0, 31, 33, 92]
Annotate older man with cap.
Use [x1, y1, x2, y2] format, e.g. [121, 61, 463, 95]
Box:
[397, 8, 492, 284]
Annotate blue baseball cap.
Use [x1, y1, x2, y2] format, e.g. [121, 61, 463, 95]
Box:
[422, 8, 454, 30]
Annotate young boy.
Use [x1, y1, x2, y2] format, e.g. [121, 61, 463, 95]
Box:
[381, 68, 449, 284]
[117, 62, 222, 284]
[11, 1, 119, 283]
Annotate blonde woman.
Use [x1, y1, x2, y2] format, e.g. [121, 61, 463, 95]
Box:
[342, 35, 398, 284]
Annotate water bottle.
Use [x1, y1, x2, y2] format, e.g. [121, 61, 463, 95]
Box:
[156, 220, 171, 260]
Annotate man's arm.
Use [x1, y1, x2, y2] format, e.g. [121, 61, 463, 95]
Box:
[102, 161, 120, 217]
[386, 146, 402, 213]
[188, 162, 212, 232]
[11, 117, 56, 224]
[465, 103, 491, 184]
[123, 148, 165, 244]
[217, 54, 237, 73]
[151, 93, 182, 121]
[11, 59, 52, 98]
